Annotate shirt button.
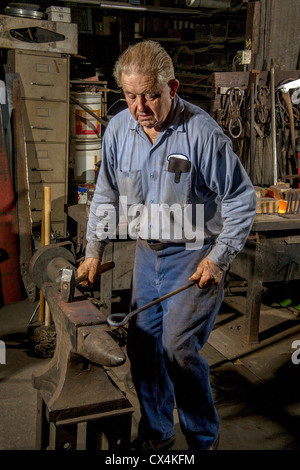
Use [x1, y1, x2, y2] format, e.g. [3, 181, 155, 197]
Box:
[150, 173, 154, 178]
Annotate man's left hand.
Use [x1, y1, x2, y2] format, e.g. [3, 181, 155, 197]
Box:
[189, 258, 223, 289]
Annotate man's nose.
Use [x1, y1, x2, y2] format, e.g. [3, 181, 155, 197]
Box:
[136, 95, 147, 110]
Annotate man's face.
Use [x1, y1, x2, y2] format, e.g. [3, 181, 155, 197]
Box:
[121, 73, 179, 131]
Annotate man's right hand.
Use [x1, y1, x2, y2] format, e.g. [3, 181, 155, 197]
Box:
[77, 257, 101, 287]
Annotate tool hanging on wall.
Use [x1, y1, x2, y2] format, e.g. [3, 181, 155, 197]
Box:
[277, 79, 300, 169]
[249, 70, 260, 182]
[270, 61, 278, 185]
[217, 87, 244, 139]
[213, 70, 300, 187]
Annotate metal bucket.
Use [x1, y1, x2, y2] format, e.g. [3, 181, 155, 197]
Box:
[70, 92, 102, 139]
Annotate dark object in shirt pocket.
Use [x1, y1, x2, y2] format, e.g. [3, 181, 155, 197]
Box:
[168, 157, 191, 183]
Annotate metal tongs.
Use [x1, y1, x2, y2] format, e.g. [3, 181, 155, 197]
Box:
[107, 281, 197, 327]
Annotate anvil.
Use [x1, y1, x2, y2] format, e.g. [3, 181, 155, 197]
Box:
[29, 242, 129, 423]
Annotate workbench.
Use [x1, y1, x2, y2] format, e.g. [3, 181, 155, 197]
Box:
[230, 213, 300, 343]
[68, 205, 300, 343]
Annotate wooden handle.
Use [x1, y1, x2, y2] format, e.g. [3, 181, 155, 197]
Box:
[44, 187, 51, 326]
[75, 261, 115, 285]
[44, 186, 51, 246]
[75, 270, 89, 285]
[98, 260, 115, 274]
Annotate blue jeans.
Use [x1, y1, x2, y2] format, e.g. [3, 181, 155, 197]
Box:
[127, 239, 225, 449]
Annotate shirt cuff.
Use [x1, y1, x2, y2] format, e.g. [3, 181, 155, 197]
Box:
[85, 240, 106, 260]
[207, 242, 238, 271]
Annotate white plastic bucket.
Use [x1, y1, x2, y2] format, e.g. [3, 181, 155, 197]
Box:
[70, 92, 102, 139]
[72, 139, 102, 183]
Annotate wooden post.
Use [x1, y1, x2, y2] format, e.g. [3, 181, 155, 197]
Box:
[245, 0, 261, 70]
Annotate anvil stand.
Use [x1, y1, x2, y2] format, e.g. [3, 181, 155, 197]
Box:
[29, 243, 134, 450]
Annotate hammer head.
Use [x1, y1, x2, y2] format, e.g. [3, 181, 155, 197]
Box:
[61, 268, 75, 303]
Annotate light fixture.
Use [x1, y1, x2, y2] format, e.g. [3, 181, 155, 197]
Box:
[63, 0, 204, 15]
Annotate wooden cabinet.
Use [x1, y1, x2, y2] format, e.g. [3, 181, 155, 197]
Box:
[7, 49, 70, 237]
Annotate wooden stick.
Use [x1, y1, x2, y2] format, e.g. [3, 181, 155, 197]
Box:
[38, 188, 45, 323]
[44, 187, 51, 326]
[44, 186, 51, 246]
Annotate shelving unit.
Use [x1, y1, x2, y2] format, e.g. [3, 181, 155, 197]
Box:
[68, 1, 248, 112]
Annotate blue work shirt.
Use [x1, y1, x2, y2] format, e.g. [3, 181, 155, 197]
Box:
[86, 95, 257, 270]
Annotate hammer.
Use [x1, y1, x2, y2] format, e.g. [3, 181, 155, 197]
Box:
[61, 260, 114, 302]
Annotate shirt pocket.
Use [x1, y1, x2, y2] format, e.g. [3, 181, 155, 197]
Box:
[161, 169, 191, 206]
[116, 169, 144, 205]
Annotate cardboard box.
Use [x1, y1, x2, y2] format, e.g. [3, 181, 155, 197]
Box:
[256, 197, 279, 214]
[46, 6, 71, 23]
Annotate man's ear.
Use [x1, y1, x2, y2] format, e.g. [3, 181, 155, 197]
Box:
[169, 79, 179, 99]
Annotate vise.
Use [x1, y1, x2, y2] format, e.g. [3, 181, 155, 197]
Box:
[28, 241, 133, 449]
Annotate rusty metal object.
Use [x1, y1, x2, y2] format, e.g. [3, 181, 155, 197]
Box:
[29, 241, 76, 286]
[270, 61, 278, 185]
[60, 260, 114, 303]
[29, 242, 127, 422]
[29, 242, 124, 365]
[32, 284, 127, 422]
[77, 325, 124, 366]
[107, 281, 197, 327]
[280, 90, 297, 167]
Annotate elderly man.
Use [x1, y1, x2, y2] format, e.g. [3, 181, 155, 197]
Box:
[78, 40, 256, 450]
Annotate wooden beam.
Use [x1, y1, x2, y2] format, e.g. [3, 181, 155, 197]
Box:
[245, 1, 261, 70]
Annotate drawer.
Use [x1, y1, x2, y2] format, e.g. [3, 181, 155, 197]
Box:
[27, 143, 67, 183]
[22, 100, 68, 143]
[7, 50, 68, 101]
[30, 182, 66, 219]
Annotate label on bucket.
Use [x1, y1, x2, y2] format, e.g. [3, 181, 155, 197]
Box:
[78, 183, 95, 204]
[75, 109, 100, 136]
[78, 186, 88, 204]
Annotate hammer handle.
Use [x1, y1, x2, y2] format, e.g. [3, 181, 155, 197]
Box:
[75, 260, 115, 285]
[75, 270, 89, 285]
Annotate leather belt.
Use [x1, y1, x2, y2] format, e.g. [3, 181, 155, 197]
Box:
[146, 240, 186, 251]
